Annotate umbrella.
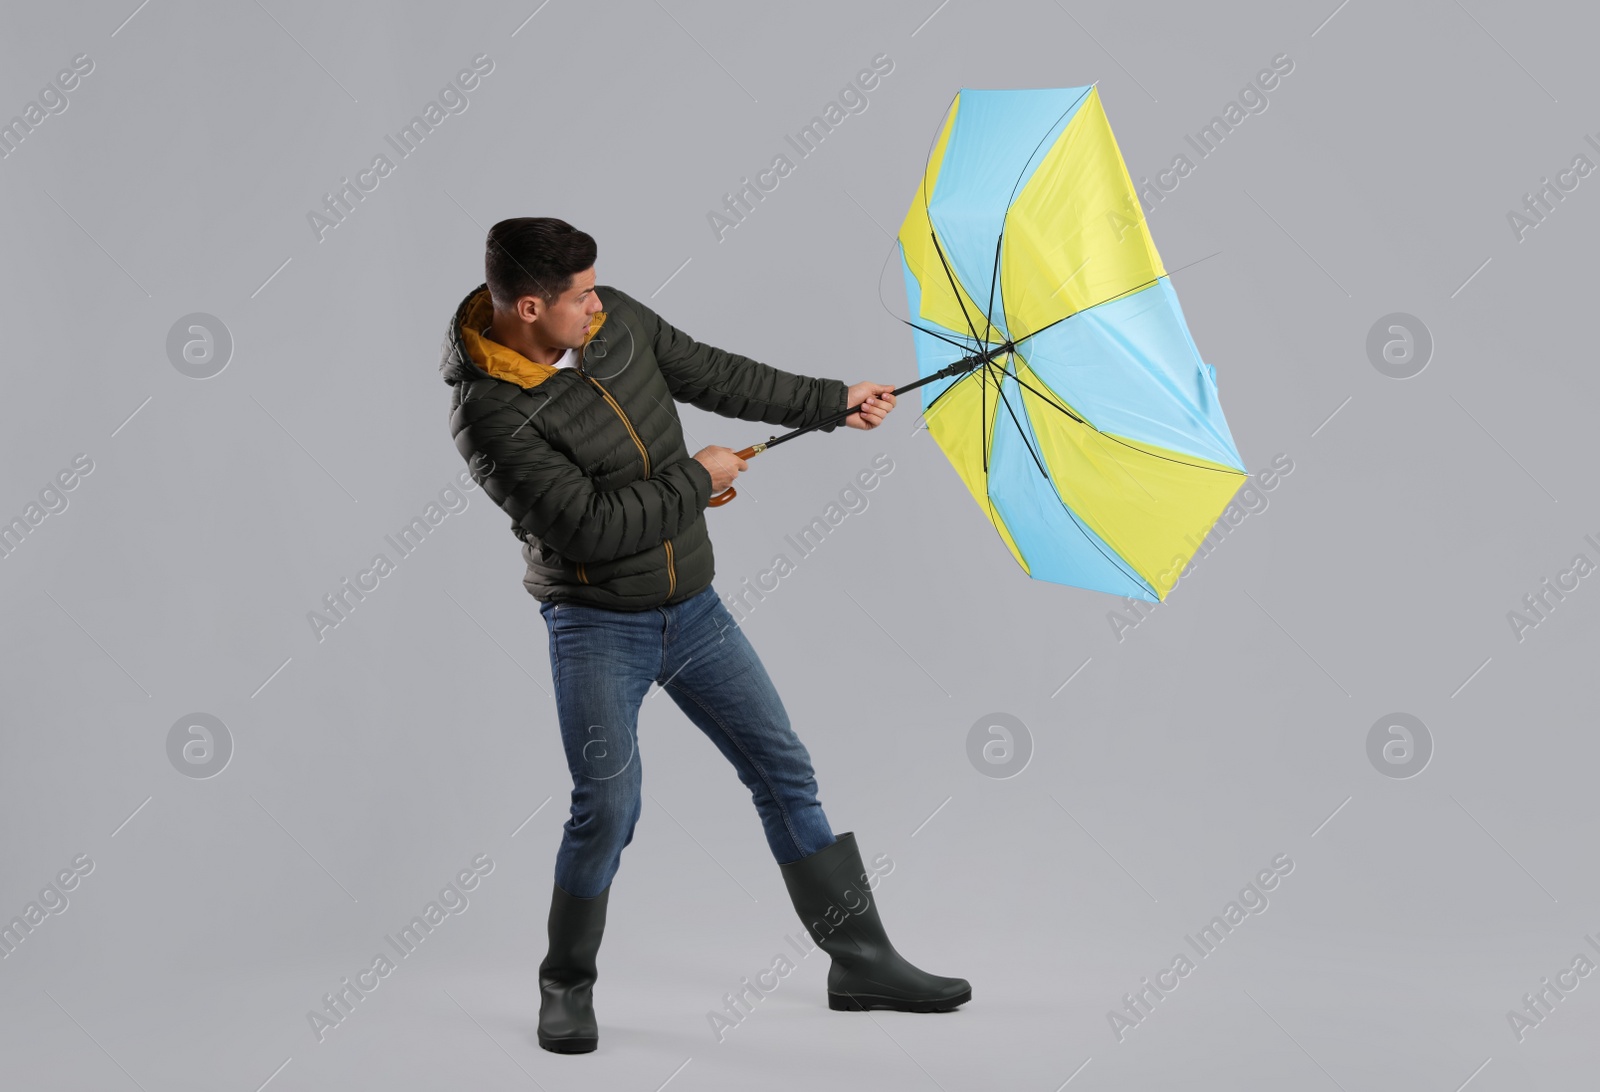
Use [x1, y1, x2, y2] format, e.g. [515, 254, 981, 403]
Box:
[708, 84, 1245, 603]
[893, 84, 1247, 602]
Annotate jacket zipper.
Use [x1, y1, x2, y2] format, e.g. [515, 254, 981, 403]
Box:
[581, 373, 651, 476]
[577, 367, 676, 600]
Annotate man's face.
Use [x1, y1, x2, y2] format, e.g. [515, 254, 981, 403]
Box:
[528, 266, 602, 348]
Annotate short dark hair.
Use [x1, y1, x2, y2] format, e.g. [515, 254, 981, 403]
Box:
[484, 217, 597, 311]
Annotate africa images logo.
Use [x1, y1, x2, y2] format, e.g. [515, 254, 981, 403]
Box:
[1106, 853, 1294, 1042]
[0, 53, 94, 161]
[306, 854, 494, 1042]
[306, 54, 495, 243]
[707, 53, 895, 242]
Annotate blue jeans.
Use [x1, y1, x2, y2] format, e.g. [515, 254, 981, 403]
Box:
[538, 583, 835, 898]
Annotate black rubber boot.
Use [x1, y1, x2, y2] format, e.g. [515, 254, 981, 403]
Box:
[779, 831, 971, 1012]
[537, 880, 609, 1053]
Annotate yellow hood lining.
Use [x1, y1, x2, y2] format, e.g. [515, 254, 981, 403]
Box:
[459, 287, 607, 389]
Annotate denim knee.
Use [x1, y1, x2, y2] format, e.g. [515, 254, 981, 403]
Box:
[568, 773, 641, 848]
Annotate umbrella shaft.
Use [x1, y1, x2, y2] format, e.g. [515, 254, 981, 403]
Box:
[758, 350, 996, 451]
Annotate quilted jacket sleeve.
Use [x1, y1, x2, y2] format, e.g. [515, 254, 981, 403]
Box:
[460, 399, 714, 564]
[614, 288, 851, 433]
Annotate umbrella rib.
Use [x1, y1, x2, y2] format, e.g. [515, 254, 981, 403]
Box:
[1004, 364, 1240, 475]
[999, 364, 1085, 425]
[980, 233, 1003, 349]
[895, 316, 989, 421]
[923, 228, 998, 467]
[1016, 269, 1174, 345]
[915, 86, 1092, 351]
[981, 334, 989, 473]
[904, 318, 983, 355]
[913, 226, 999, 437]
[977, 359, 1004, 535]
[921, 360, 977, 420]
[915, 100, 986, 354]
[878, 235, 977, 357]
[984, 359, 1151, 594]
[988, 360, 1050, 482]
[996, 358, 1155, 504]
[926, 229, 987, 352]
[992, 85, 1093, 339]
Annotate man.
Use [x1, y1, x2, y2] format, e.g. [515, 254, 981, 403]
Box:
[439, 217, 970, 1054]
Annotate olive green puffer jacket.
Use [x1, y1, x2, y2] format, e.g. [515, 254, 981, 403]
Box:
[440, 282, 851, 610]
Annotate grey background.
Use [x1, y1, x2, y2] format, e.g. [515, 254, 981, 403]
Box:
[1, 0, 1595, 1089]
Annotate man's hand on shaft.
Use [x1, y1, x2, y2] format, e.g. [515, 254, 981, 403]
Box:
[844, 382, 896, 430]
[693, 446, 748, 493]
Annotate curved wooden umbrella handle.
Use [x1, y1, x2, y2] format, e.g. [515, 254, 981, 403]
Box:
[707, 445, 761, 507]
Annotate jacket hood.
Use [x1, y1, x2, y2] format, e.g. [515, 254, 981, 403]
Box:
[440, 283, 607, 389]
